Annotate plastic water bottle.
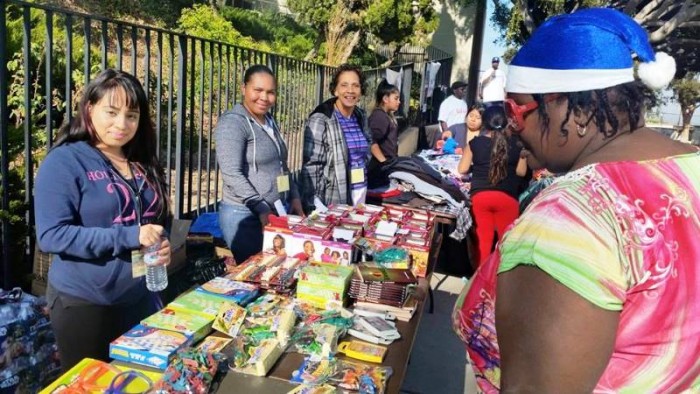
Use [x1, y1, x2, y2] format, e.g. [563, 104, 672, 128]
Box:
[144, 240, 168, 292]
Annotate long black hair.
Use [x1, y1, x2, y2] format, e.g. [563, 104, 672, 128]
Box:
[55, 68, 170, 220]
[483, 106, 508, 185]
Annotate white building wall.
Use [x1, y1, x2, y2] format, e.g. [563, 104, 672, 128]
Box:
[430, 0, 478, 82]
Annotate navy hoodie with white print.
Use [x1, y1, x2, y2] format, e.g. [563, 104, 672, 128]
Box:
[34, 140, 161, 305]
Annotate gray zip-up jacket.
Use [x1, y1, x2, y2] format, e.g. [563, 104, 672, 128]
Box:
[215, 104, 299, 216]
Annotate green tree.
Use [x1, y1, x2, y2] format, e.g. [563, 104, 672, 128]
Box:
[177, 4, 266, 50]
[39, 0, 195, 28]
[286, 0, 438, 66]
[218, 7, 316, 59]
[490, 0, 699, 77]
[670, 73, 700, 142]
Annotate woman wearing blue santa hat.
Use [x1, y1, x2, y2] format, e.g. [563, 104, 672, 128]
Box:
[453, 8, 700, 393]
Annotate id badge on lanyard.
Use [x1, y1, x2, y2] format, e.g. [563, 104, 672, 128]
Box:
[350, 167, 365, 185]
[275, 159, 291, 216]
[120, 172, 147, 279]
[277, 172, 290, 193]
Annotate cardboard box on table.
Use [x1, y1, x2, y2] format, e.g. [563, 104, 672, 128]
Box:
[401, 219, 433, 233]
[261, 226, 296, 258]
[109, 324, 191, 370]
[140, 307, 213, 344]
[296, 263, 354, 309]
[196, 276, 260, 306]
[396, 235, 431, 278]
[361, 235, 397, 253]
[262, 225, 353, 266]
[168, 290, 237, 319]
[335, 218, 365, 234]
[382, 206, 413, 222]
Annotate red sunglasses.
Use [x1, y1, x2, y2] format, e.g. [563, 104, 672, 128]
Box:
[504, 94, 560, 133]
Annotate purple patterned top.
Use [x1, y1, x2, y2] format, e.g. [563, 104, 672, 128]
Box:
[336, 109, 368, 190]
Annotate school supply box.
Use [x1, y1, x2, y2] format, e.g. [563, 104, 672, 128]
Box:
[296, 264, 354, 310]
[109, 324, 191, 369]
[140, 307, 213, 343]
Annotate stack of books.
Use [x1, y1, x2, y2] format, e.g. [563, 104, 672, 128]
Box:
[348, 265, 418, 308]
[353, 292, 420, 322]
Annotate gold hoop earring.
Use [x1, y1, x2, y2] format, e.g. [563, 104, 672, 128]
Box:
[576, 123, 587, 137]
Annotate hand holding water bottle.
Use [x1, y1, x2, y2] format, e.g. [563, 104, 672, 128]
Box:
[139, 224, 165, 248]
[139, 224, 171, 292]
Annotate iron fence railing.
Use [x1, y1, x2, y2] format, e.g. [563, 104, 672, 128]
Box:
[0, 0, 339, 289]
[0, 0, 453, 289]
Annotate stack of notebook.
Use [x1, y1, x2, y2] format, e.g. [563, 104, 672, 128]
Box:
[348, 265, 418, 307]
[353, 292, 420, 322]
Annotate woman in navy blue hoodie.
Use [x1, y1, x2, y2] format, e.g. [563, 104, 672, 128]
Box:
[34, 69, 171, 371]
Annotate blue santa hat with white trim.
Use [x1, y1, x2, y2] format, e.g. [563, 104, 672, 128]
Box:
[506, 7, 676, 94]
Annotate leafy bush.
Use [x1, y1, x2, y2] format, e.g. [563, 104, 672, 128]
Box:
[219, 7, 316, 59]
[178, 4, 266, 51]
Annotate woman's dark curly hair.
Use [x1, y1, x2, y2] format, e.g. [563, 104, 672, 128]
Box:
[533, 81, 650, 139]
[329, 64, 366, 96]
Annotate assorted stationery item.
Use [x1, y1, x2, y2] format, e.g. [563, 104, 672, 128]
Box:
[290, 357, 394, 394]
[109, 325, 191, 369]
[226, 254, 307, 294]
[260, 204, 435, 277]
[154, 349, 224, 393]
[41, 203, 437, 393]
[337, 340, 388, 363]
[39, 358, 161, 394]
[348, 266, 418, 307]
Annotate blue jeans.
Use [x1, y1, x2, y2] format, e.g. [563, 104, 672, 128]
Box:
[218, 202, 263, 263]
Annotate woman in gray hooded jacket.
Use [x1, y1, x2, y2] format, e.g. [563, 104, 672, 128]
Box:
[215, 65, 303, 262]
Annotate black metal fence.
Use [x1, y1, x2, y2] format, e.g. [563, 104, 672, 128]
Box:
[0, 0, 454, 289]
[0, 0, 338, 289]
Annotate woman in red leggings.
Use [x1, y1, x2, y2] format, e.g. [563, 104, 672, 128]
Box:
[458, 106, 528, 266]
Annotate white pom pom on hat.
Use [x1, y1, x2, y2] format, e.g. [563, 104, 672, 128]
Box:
[638, 52, 676, 90]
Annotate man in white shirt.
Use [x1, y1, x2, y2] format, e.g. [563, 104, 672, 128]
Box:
[438, 81, 468, 132]
[480, 57, 506, 107]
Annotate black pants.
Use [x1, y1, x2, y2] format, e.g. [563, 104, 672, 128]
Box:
[47, 285, 156, 372]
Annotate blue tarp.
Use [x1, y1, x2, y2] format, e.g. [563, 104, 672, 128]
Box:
[189, 212, 223, 239]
